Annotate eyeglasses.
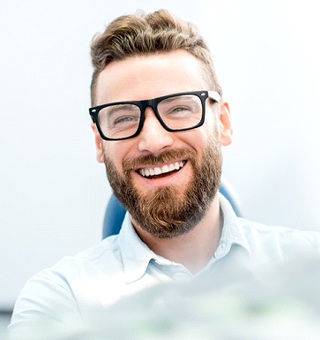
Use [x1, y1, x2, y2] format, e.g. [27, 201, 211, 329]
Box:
[89, 90, 221, 141]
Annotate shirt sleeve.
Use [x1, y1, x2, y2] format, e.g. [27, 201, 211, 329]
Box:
[8, 270, 82, 339]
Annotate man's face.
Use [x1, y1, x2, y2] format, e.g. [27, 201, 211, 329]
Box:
[92, 50, 232, 238]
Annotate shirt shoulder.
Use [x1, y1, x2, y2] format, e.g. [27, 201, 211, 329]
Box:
[9, 235, 125, 336]
[239, 217, 320, 259]
[32, 235, 123, 283]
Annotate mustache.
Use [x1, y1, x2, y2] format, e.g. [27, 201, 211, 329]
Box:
[123, 148, 196, 173]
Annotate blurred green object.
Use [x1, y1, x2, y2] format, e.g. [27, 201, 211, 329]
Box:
[11, 255, 320, 339]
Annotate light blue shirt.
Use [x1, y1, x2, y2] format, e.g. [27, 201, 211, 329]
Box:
[9, 194, 320, 338]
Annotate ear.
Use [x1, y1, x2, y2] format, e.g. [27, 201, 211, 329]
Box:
[218, 101, 233, 146]
[91, 123, 105, 163]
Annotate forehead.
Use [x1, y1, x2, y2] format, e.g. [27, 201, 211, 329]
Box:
[95, 50, 209, 104]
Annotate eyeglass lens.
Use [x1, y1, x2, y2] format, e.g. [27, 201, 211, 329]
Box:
[97, 94, 203, 139]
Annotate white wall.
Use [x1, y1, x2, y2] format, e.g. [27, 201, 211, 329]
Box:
[1, 0, 319, 309]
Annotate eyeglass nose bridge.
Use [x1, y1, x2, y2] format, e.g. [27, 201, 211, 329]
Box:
[136, 98, 172, 134]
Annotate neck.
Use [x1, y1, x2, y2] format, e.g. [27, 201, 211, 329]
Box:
[132, 195, 222, 274]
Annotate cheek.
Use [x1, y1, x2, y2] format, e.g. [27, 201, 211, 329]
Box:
[203, 113, 221, 141]
[103, 141, 133, 170]
[192, 122, 218, 146]
[204, 110, 218, 129]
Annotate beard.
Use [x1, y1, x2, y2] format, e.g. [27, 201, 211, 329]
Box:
[103, 133, 222, 239]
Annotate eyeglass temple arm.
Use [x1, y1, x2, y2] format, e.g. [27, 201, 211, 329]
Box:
[208, 91, 221, 103]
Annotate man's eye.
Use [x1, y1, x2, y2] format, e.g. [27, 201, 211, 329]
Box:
[114, 116, 138, 125]
[167, 106, 192, 115]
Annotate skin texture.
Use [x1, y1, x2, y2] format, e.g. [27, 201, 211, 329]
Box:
[92, 50, 233, 273]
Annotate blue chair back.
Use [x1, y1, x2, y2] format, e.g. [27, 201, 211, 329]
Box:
[103, 177, 241, 238]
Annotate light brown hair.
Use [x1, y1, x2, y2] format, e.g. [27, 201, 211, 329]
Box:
[90, 9, 221, 104]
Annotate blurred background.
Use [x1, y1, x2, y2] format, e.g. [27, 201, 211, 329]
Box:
[1, 0, 320, 332]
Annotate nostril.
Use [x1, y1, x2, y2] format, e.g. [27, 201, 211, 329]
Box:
[137, 131, 174, 154]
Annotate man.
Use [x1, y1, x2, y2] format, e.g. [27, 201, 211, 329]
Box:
[9, 9, 320, 338]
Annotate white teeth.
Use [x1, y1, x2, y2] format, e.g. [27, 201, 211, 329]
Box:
[162, 165, 169, 173]
[168, 164, 175, 171]
[154, 167, 161, 175]
[139, 161, 186, 177]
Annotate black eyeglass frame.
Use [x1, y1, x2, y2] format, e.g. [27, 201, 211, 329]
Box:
[89, 90, 221, 141]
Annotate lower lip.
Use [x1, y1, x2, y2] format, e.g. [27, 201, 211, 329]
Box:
[144, 168, 182, 179]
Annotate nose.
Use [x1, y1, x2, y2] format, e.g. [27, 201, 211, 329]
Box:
[137, 107, 174, 154]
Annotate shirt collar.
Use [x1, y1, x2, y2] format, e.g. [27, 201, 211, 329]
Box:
[118, 193, 250, 282]
[215, 193, 251, 259]
[118, 214, 154, 283]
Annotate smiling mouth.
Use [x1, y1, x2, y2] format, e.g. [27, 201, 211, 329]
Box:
[138, 161, 187, 178]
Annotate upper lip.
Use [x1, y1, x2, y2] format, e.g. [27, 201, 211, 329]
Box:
[137, 160, 186, 177]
